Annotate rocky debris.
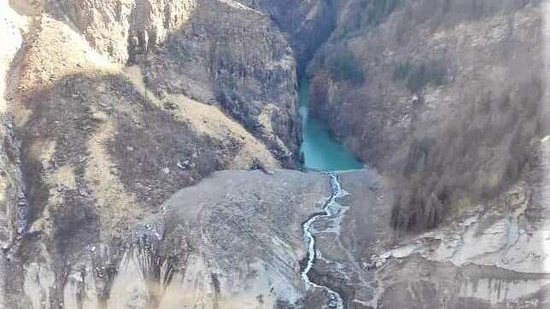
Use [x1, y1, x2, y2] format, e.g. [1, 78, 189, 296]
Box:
[362, 253, 391, 271]
[300, 169, 550, 308]
[0, 170, 332, 307]
[0, 162, 549, 308]
[176, 160, 193, 170]
[162, 101, 178, 110]
[250, 157, 273, 175]
[2, 1, 550, 308]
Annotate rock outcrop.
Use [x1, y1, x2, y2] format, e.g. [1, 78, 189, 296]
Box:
[52, 0, 197, 64]
[143, 0, 300, 163]
[235, 0, 337, 77]
[0, 2, 28, 307]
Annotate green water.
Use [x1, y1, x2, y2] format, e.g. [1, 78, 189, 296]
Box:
[299, 80, 363, 171]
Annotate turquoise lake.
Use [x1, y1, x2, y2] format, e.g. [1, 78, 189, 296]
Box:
[299, 80, 363, 171]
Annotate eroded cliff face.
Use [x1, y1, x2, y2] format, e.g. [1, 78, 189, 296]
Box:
[142, 0, 300, 163]
[8, 170, 330, 308]
[307, 0, 546, 231]
[52, 0, 197, 64]
[235, 0, 337, 77]
[0, 3, 28, 307]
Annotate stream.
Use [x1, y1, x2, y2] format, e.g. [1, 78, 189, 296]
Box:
[301, 173, 346, 309]
[298, 78, 363, 307]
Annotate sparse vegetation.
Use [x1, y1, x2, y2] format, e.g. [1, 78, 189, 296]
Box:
[365, 0, 402, 26]
[394, 61, 447, 92]
[326, 47, 365, 85]
[391, 78, 542, 233]
[336, 0, 402, 37]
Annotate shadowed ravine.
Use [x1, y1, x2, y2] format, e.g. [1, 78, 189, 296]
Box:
[301, 173, 347, 309]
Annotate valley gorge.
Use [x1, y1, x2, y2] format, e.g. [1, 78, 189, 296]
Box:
[0, 0, 550, 308]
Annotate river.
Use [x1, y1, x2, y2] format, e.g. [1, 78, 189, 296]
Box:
[299, 79, 363, 171]
[301, 173, 346, 309]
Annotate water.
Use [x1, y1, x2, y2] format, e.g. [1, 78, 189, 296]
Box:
[301, 174, 346, 309]
[299, 79, 363, 171]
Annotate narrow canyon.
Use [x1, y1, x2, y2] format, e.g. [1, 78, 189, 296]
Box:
[0, 0, 549, 308]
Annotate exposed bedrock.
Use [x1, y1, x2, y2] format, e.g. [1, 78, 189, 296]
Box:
[142, 0, 300, 164]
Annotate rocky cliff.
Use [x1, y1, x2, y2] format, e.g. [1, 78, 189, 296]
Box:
[48, 0, 301, 164]
[142, 0, 300, 163]
[234, 0, 337, 78]
[50, 0, 197, 65]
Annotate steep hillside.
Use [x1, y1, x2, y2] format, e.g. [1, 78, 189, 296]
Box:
[235, 0, 337, 77]
[50, 0, 197, 65]
[0, 1, 286, 307]
[51, 0, 301, 164]
[5, 167, 550, 308]
[143, 0, 300, 163]
[307, 0, 545, 231]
